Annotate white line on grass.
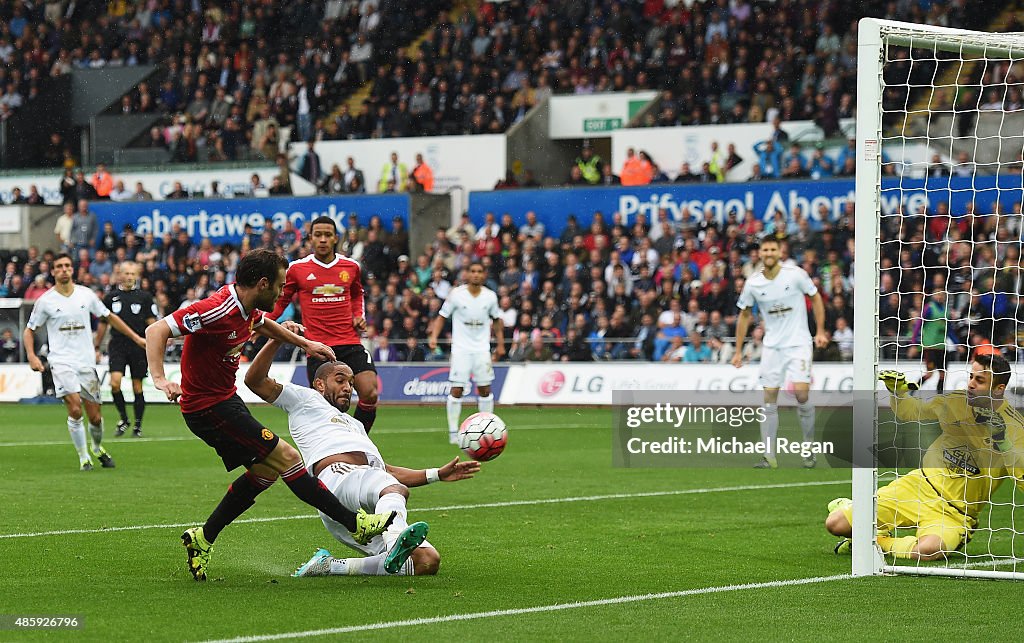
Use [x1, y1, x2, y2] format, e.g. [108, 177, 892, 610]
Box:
[0, 480, 846, 539]
[0, 424, 597, 447]
[0, 436, 195, 447]
[198, 574, 852, 642]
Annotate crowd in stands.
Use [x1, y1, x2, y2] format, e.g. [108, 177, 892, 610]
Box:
[563, 135, 860, 189]
[0, 0, 1014, 366]
[5, 180, 1021, 366]
[2, 0, 441, 164]
[0, 0, 995, 170]
[0, 148, 439, 203]
[314, 0, 984, 141]
[14, 0, 971, 160]
[880, 197, 1024, 366]
[128, 0, 441, 162]
[2, 199, 868, 364]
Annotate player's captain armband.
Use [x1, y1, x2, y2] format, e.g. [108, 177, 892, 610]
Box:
[182, 312, 202, 333]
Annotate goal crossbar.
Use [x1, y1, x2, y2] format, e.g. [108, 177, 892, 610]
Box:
[875, 19, 1024, 59]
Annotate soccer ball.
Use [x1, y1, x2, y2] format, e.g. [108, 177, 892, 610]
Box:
[458, 412, 508, 462]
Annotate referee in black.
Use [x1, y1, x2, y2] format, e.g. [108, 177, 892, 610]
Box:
[97, 261, 157, 437]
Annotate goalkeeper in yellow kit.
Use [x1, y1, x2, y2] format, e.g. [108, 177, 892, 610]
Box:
[825, 354, 1024, 561]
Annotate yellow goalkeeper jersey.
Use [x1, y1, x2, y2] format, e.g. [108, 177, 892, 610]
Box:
[890, 390, 1024, 518]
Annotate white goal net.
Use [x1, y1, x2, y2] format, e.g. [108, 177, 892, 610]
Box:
[854, 18, 1024, 579]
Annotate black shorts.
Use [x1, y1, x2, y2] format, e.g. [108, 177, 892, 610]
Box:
[182, 394, 280, 471]
[108, 342, 148, 379]
[306, 343, 377, 386]
[923, 348, 949, 371]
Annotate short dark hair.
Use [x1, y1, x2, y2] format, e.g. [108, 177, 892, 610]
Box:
[758, 235, 781, 247]
[54, 252, 72, 264]
[313, 360, 352, 383]
[309, 216, 337, 234]
[467, 260, 486, 271]
[974, 353, 1011, 389]
[235, 248, 286, 287]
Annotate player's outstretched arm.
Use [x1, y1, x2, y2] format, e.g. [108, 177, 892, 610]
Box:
[244, 337, 284, 403]
[385, 458, 481, 487]
[145, 320, 181, 402]
[255, 317, 335, 361]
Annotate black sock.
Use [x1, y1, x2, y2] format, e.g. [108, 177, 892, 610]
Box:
[111, 390, 128, 423]
[281, 462, 357, 531]
[203, 471, 274, 543]
[133, 395, 146, 425]
[354, 401, 377, 433]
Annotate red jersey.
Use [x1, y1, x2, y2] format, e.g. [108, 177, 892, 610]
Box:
[166, 284, 265, 414]
[270, 253, 364, 348]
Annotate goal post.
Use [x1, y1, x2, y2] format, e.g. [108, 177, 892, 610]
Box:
[854, 17, 1024, 580]
[852, 17, 885, 578]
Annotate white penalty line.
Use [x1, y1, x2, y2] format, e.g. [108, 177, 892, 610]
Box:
[198, 574, 853, 642]
[0, 424, 598, 448]
[0, 480, 846, 540]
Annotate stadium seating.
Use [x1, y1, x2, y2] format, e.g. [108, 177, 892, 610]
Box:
[0, 0, 1007, 364]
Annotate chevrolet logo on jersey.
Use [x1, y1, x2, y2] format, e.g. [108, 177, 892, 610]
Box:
[312, 284, 345, 296]
[464, 320, 486, 327]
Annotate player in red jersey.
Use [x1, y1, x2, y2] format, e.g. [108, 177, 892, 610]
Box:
[270, 216, 381, 431]
[145, 248, 395, 581]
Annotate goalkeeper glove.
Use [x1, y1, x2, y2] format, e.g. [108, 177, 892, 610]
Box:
[878, 370, 919, 395]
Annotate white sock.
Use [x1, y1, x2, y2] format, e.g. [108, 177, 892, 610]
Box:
[761, 403, 778, 459]
[478, 393, 494, 413]
[68, 416, 89, 461]
[331, 554, 414, 576]
[376, 492, 410, 545]
[797, 401, 816, 443]
[88, 419, 104, 452]
[446, 395, 462, 436]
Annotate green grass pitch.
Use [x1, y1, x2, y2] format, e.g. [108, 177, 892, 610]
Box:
[0, 402, 1021, 641]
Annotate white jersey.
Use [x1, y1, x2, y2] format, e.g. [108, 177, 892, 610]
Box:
[272, 383, 385, 469]
[737, 264, 817, 349]
[439, 285, 500, 353]
[27, 285, 109, 369]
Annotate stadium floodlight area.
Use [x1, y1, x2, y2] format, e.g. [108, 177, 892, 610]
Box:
[854, 18, 1024, 580]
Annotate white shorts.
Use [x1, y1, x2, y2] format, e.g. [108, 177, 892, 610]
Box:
[51, 365, 101, 403]
[449, 350, 494, 389]
[317, 462, 433, 556]
[759, 344, 812, 389]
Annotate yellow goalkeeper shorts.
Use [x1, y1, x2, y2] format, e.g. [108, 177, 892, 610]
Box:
[838, 469, 977, 551]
